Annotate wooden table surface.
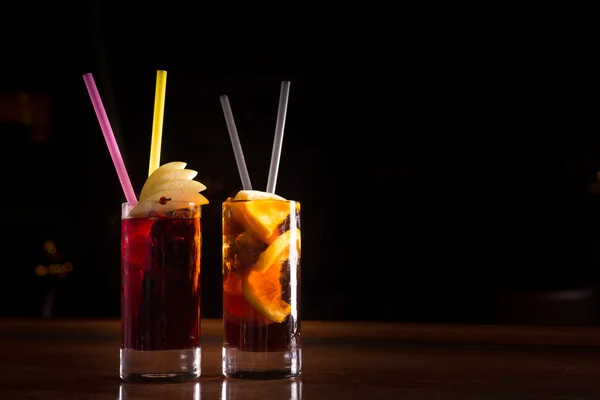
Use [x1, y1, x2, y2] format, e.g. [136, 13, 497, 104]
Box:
[1, 318, 600, 399]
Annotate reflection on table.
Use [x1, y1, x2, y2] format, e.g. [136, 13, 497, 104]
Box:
[118, 379, 302, 400]
[119, 381, 201, 400]
[221, 379, 302, 400]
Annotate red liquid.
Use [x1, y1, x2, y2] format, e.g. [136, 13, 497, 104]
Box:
[121, 217, 201, 351]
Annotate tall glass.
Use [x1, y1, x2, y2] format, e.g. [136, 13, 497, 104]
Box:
[222, 198, 302, 379]
[120, 200, 202, 382]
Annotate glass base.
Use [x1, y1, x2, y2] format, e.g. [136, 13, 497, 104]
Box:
[120, 347, 201, 382]
[222, 346, 302, 380]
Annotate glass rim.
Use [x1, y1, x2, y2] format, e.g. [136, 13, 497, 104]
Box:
[122, 199, 202, 220]
[223, 198, 299, 204]
[122, 199, 204, 206]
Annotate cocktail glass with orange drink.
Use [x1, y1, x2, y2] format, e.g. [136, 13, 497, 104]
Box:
[219, 82, 300, 379]
[222, 190, 301, 379]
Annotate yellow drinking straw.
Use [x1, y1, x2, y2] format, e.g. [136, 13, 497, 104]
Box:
[148, 70, 167, 176]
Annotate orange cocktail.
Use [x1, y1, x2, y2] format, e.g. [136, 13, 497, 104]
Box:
[222, 190, 301, 379]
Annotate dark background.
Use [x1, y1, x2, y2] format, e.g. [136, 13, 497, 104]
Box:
[1, 2, 599, 325]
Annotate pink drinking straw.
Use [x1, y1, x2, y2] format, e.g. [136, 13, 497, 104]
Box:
[83, 73, 137, 204]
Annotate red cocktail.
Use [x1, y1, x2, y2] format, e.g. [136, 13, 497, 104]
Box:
[120, 199, 202, 382]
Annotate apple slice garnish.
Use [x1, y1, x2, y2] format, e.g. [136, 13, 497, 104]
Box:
[139, 161, 187, 198]
[128, 161, 209, 218]
[141, 179, 207, 201]
[143, 189, 208, 206]
[140, 169, 198, 200]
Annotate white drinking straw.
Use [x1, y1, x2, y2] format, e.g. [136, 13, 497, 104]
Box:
[220, 95, 253, 190]
[266, 81, 290, 194]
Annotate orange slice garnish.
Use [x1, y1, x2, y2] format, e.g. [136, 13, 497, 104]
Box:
[252, 228, 301, 272]
[242, 262, 291, 323]
[228, 190, 291, 244]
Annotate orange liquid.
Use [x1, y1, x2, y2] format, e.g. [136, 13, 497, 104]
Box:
[222, 201, 300, 352]
[223, 272, 296, 351]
